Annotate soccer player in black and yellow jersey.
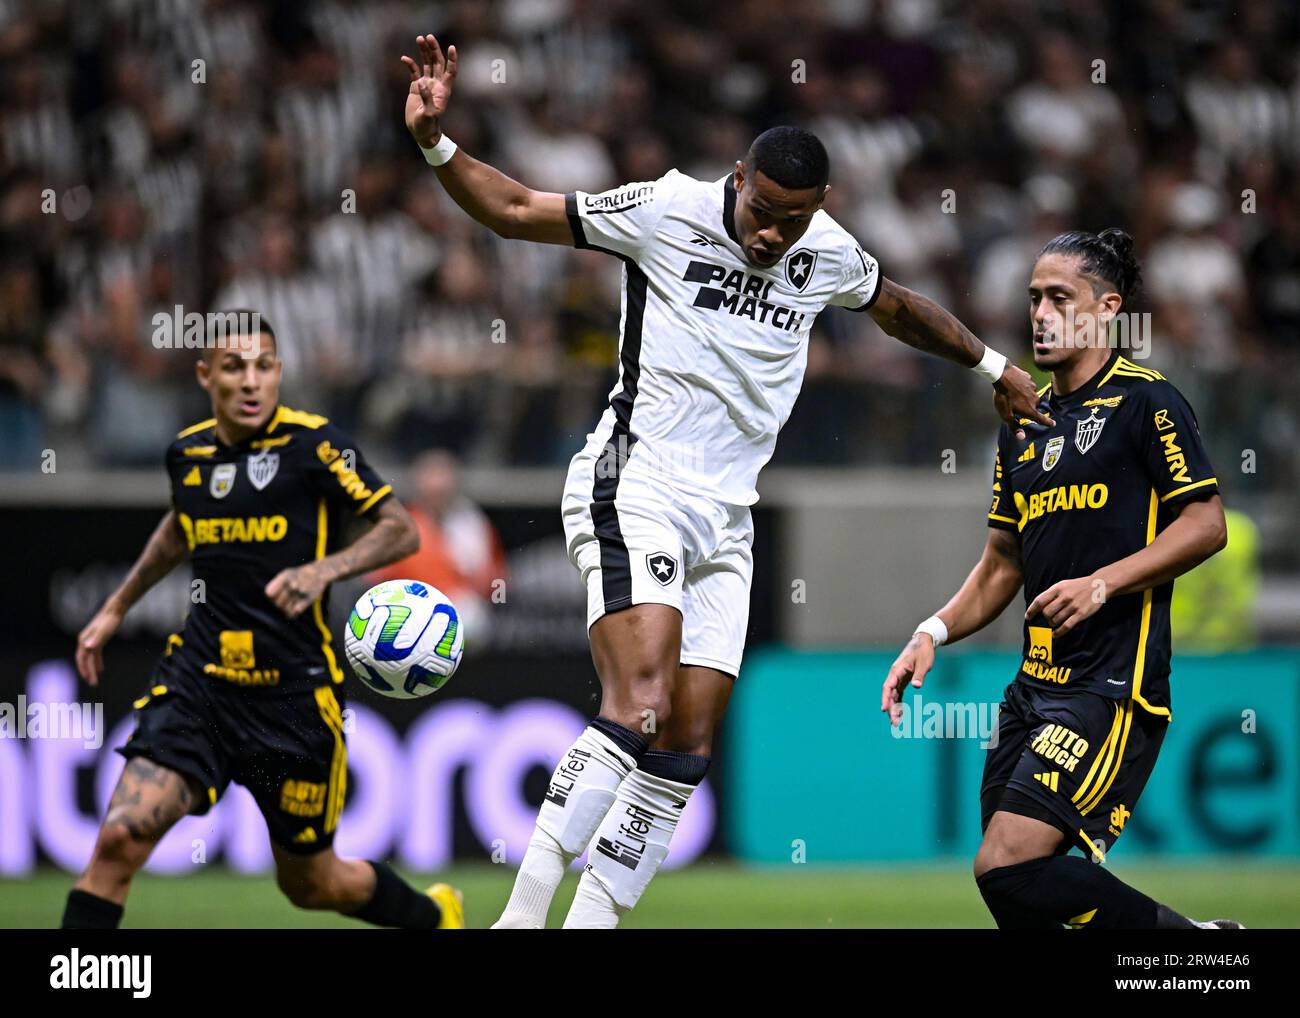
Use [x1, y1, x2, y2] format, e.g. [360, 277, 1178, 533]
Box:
[62, 314, 464, 929]
[884, 230, 1243, 929]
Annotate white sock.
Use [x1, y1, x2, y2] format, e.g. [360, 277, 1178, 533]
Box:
[565, 866, 624, 929]
[493, 724, 640, 929]
[562, 761, 701, 929]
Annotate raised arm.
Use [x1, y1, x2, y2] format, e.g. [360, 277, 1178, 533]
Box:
[76, 510, 188, 686]
[401, 34, 571, 244]
[881, 528, 1024, 723]
[868, 278, 1053, 434]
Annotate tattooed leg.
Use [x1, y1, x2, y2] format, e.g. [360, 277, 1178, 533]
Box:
[75, 757, 204, 903]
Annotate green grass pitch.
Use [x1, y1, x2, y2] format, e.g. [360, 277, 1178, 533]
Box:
[6, 861, 1297, 928]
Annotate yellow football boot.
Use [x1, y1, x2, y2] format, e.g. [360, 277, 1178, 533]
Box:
[426, 883, 465, 929]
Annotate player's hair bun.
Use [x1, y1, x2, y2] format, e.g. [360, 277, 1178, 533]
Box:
[1096, 227, 1134, 260]
[1038, 227, 1142, 304]
[1096, 228, 1141, 303]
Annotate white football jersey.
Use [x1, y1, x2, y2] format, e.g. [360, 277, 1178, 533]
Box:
[566, 170, 882, 506]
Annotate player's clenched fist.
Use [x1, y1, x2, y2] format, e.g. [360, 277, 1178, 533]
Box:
[401, 34, 458, 149]
[882, 632, 936, 725]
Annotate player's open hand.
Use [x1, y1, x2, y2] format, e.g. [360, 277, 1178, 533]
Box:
[265, 564, 329, 619]
[993, 362, 1054, 440]
[401, 34, 458, 149]
[1025, 575, 1105, 636]
[882, 633, 936, 725]
[76, 604, 125, 686]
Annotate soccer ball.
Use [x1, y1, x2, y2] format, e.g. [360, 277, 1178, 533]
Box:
[344, 580, 463, 699]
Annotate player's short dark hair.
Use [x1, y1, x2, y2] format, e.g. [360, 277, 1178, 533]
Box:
[1039, 229, 1142, 304]
[203, 309, 276, 360]
[744, 126, 830, 191]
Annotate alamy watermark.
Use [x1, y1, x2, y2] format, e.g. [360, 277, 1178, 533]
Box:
[50, 950, 151, 997]
[891, 695, 1000, 749]
[1048, 307, 1153, 359]
[0, 695, 104, 749]
[150, 308, 263, 358]
[594, 433, 715, 482]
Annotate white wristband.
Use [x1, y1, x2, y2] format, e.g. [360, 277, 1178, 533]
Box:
[420, 133, 458, 167]
[973, 345, 1008, 384]
[914, 615, 948, 647]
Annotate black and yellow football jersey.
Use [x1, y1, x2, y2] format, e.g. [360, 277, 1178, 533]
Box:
[164, 404, 394, 694]
[987, 352, 1218, 717]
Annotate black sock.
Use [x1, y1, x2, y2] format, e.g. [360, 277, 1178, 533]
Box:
[590, 717, 649, 761]
[347, 861, 441, 930]
[639, 749, 711, 784]
[61, 889, 124, 929]
[975, 867, 1059, 929]
[976, 856, 1160, 929]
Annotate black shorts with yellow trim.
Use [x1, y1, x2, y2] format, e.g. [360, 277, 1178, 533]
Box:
[980, 680, 1166, 861]
[117, 658, 348, 855]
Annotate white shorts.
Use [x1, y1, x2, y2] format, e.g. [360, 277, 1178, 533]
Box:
[561, 446, 754, 677]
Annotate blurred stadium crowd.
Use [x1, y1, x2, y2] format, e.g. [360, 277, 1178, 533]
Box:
[1, 0, 1297, 511]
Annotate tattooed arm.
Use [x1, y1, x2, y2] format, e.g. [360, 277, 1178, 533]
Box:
[868, 278, 1053, 433]
[264, 498, 419, 619]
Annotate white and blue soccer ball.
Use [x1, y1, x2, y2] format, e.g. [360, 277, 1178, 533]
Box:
[344, 580, 463, 699]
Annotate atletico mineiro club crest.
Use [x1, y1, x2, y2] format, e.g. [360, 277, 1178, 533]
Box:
[1074, 409, 1107, 455]
[247, 449, 280, 491]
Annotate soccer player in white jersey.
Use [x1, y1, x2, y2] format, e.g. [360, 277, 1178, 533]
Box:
[400, 34, 1051, 928]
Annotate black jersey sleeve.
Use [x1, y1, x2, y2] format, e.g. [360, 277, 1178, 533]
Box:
[164, 441, 179, 510]
[1134, 381, 1219, 508]
[303, 423, 394, 517]
[988, 429, 1019, 531]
